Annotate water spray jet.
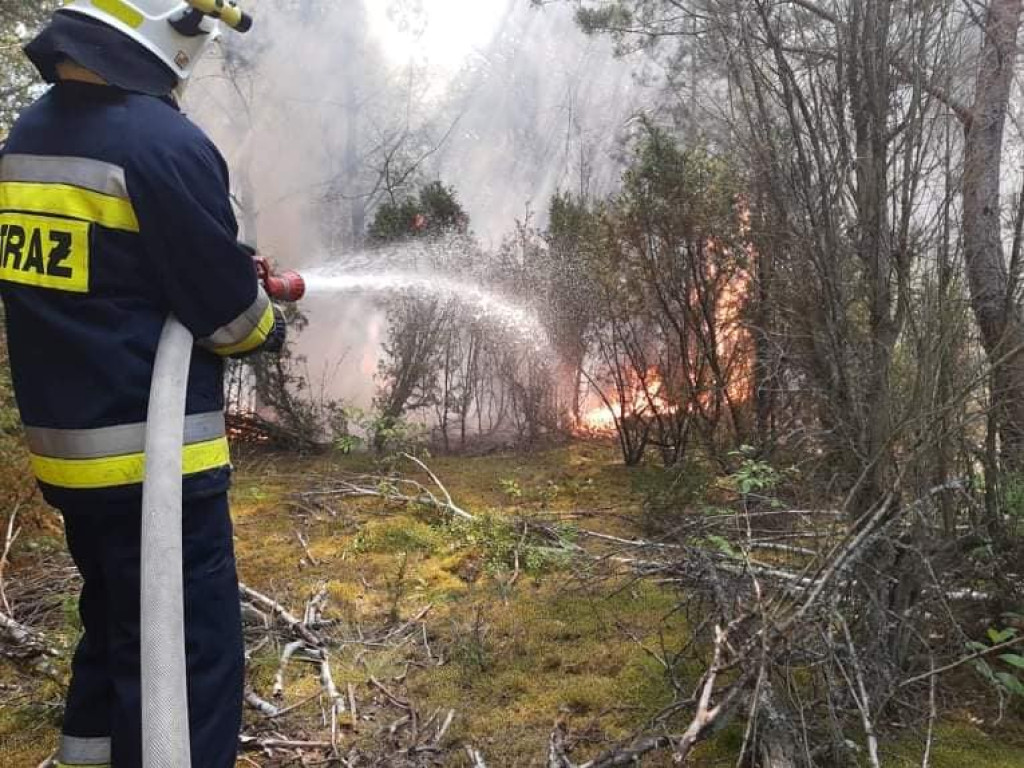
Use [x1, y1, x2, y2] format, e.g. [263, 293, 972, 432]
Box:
[303, 267, 550, 352]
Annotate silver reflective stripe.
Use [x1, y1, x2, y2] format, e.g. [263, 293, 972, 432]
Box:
[0, 153, 129, 199]
[58, 734, 111, 765]
[25, 412, 225, 460]
[201, 287, 271, 348]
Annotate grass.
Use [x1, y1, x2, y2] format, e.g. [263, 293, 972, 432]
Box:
[2, 441, 1024, 766]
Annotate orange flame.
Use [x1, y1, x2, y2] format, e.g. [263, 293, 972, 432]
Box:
[577, 229, 755, 435]
[579, 370, 678, 433]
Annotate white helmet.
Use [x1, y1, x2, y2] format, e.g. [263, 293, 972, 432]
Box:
[59, 0, 222, 82]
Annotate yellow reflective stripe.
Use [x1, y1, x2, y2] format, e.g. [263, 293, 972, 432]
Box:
[26, 412, 225, 460]
[0, 182, 139, 232]
[0, 213, 91, 293]
[202, 289, 270, 347]
[90, 0, 144, 28]
[31, 437, 230, 490]
[212, 301, 275, 356]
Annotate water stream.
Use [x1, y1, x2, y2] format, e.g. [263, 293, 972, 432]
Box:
[302, 268, 550, 351]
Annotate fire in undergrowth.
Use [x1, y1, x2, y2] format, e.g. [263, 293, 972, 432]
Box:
[575, 241, 756, 436]
[578, 370, 678, 433]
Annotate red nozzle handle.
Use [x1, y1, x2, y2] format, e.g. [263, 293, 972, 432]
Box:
[265, 271, 306, 302]
[253, 256, 305, 302]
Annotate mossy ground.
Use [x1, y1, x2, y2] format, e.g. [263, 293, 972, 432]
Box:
[2, 442, 1023, 766]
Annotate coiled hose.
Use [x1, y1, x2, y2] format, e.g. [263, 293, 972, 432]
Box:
[140, 316, 194, 768]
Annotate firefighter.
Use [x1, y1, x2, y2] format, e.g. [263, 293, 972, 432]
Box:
[1, 2, 282, 766]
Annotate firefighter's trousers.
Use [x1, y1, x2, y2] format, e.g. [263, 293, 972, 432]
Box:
[56, 493, 243, 768]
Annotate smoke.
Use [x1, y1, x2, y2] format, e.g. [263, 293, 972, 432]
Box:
[185, 0, 645, 409]
[430, 3, 644, 242]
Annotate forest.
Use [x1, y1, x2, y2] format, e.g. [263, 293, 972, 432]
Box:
[2, 0, 1024, 766]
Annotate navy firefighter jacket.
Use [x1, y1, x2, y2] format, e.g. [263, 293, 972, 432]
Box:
[0, 82, 278, 508]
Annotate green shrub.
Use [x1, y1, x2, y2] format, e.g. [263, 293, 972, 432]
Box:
[447, 513, 572, 576]
[637, 459, 711, 538]
[352, 519, 442, 555]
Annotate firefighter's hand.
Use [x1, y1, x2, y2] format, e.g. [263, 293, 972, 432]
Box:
[228, 305, 286, 360]
[264, 305, 287, 355]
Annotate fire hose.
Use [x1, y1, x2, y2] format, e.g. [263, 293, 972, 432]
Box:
[139, 6, 269, 765]
[138, 5, 259, 765]
[141, 254, 303, 768]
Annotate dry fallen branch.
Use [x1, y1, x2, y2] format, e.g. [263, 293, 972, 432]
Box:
[239, 582, 322, 647]
[270, 691, 322, 721]
[548, 720, 574, 768]
[0, 610, 63, 683]
[401, 453, 473, 520]
[899, 635, 1024, 689]
[272, 639, 306, 699]
[837, 614, 881, 768]
[0, 608, 44, 648]
[303, 582, 329, 627]
[464, 745, 488, 767]
[369, 674, 412, 710]
[433, 708, 455, 746]
[320, 650, 345, 751]
[239, 735, 333, 751]
[538, 483, 960, 767]
[672, 624, 741, 762]
[245, 688, 281, 718]
[300, 454, 476, 522]
[381, 604, 433, 643]
[348, 682, 358, 730]
[0, 505, 21, 617]
[295, 529, 318, 566]
[241, 602, 270, 629]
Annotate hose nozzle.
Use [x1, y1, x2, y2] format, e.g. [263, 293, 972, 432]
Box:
[254, 257, 306, 303]
[265, 271, 306, 303]
[183, 0, 253, 32]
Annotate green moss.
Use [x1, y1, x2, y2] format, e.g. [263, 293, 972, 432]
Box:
[0, 675, 64, 767]
[887, 722, 1024, 767]
[687, 722, 746, 766]
[617, 654, 675, 714]
[405, 577, 691, 767]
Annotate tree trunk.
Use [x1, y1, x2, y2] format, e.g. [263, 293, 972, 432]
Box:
[847, 0, 899, 516]
[963, 0, 1024, 471]
[936, 117, 957, 535]
[752, 193, 776, 452]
